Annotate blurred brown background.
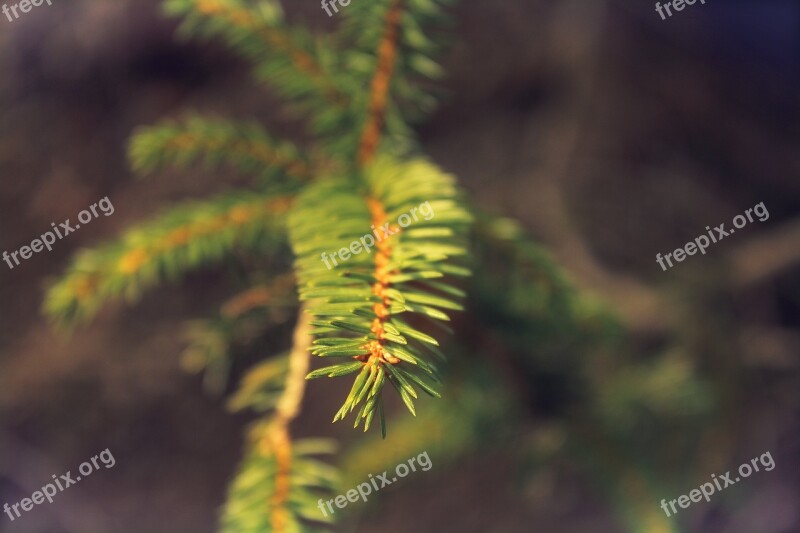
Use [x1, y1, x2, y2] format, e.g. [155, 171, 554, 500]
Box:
[1, 1, 799, 532]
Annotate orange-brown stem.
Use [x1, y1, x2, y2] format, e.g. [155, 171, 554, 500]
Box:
[357, 198, 401, 367]
[358, 0, 405, 166]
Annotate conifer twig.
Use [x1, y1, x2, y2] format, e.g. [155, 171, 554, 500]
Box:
[133, 120, 314, 181]
[44, 194, 292, 326]
[194, 0, 346, 105]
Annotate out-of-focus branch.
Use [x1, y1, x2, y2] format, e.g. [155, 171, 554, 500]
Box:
[220, 274, 295, 319]
[518, 0, 667, 334]
[730, 218, 800, 288]
[258, 305, 312, 533]
[273, 306, 312, 425]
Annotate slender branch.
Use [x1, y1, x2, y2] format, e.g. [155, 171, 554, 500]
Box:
[274, 306, 313, 424]
[259, 305, 312, 533]
[358, 0, 405, 166]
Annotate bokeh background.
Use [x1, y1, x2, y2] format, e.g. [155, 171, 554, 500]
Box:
[1, 0, 799, 532]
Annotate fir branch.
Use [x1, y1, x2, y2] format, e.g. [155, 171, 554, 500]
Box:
[45, 2, 476, 528]
[165, 0, 347, 107]
[289, 156, 472, 432]
[44, 192, 292, 326]
[130, 115, 314, 183]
